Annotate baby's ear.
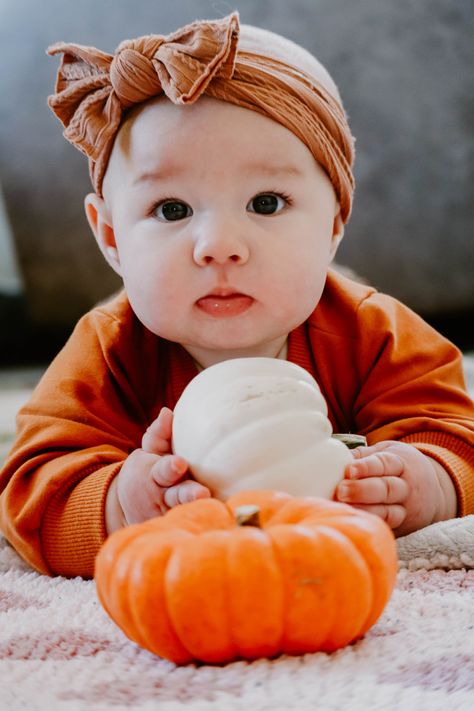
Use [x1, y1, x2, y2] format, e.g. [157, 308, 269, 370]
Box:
[84, 193, 122, 275]
[329, 207, 344, 260]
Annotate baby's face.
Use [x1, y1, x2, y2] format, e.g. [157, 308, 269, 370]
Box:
[100, 96, 341, 367]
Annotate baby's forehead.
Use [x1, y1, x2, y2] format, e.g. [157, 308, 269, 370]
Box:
[112, 95, 305, 164]
[101, 25, 349, 209]
[103, 95, 318, 195]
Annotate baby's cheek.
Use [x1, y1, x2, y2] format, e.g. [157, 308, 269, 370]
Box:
[127, 281, 181, 337]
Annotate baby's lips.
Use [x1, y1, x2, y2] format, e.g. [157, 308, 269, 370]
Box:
[195, 292, 254, 316]
[199, 285, 246, 298]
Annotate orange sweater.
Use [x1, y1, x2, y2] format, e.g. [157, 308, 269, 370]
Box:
[1, 270, 473, 578]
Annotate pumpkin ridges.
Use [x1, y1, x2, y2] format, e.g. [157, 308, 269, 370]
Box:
[153, 497, 234, 534]
[226, 526, 285, 659]
[95, 491, 398, 664]
[95, 521, 160, 619]
[309, 514, 398, 635]
[267, 523, 372, 654]
[99, 533, 155, 647]
[172, 358, 354, 502]
[172, 361, 324, 468]
[308, 526, 373, 651]
[125, 531, 194, 664]
[165, 530, 238, 664]
[96, 526, 194, 663]
[196, 409, 334, 482]
[228, 493, 396, 643]
[286, 506, 397, 639]
[266, 523, 336, 653]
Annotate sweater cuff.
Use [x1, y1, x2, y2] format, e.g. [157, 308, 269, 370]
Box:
[400, 432, 474, 516]
[41, 463, 122, 578]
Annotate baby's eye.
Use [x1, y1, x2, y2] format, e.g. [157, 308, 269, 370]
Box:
[247, 193, 287, 215]
[155, 200, 193, 222]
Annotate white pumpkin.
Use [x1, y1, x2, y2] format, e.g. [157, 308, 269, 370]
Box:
[172, 357, 352, 500]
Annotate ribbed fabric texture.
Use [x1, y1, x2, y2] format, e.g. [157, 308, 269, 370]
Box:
[41, 463, 122, 578]
[46, 12, 355, 221]
[401, 432, 474, 516]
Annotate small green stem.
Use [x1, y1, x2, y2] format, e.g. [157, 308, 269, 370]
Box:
[235, 505, 261, 528]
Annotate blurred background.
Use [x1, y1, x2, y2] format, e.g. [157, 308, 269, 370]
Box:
[0, 0, 473, 367]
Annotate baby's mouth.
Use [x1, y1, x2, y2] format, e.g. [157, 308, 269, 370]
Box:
[196, 289, 254, 317]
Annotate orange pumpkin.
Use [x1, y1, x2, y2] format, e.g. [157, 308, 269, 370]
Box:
[95, 490, 398, 665]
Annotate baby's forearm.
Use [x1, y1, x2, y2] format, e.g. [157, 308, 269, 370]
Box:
[105, 475, 126, 534]
[428, 456, 458, 522]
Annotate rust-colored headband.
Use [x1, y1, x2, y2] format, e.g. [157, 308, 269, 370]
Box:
[47, 12, 355, 222]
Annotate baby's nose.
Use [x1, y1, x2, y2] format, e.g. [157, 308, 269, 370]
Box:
[193, 222, 249, 266]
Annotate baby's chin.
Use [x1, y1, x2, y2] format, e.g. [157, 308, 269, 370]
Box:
[135, 301, 309, 357]
[182, 335, 280, 358]
[178, 330, 293, 367]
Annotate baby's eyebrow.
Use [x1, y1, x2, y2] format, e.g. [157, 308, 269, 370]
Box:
[132, 164, 185, 186]
[242, 161, 304, 178]
[132, 161, 303, 186]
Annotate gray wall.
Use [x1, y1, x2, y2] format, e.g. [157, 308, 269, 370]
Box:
[0, 0, 473, 335]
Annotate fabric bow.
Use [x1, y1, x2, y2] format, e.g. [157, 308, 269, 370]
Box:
[47, 13, 239, 193]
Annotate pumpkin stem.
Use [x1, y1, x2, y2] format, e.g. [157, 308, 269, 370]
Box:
[332, 433, 367, 449]
[235, 505, 261, 528]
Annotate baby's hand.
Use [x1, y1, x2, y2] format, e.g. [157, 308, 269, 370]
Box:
[335, 440, 457, 536]
[105, 407, 211, 533]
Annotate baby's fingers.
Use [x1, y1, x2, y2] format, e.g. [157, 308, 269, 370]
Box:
[349, 503, 407, 530]
[337, 475, 409, 506]
[142, 407, 173, 454]
[347, 451, 404, 479]
[151, 454, 188, 487]
[163, 480, 211, 508]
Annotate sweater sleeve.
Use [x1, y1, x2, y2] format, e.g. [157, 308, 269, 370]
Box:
[0, 305, 154, 577]
[352, 292, 474, 514]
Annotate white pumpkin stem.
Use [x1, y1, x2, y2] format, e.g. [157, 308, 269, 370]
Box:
[235, 505, 261, 528]
[332, 433, 367, 449]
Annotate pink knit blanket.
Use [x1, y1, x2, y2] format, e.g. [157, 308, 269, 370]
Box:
[0, 354, 474, 711]
[1, 523, 473, 710]
[1, 356, 473, 708]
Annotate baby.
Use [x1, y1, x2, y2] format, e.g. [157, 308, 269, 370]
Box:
[1, 13, 473, 578]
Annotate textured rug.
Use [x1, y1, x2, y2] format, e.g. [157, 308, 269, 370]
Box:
[0, 359, 473, 710]
[1, 529, 473, 711]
